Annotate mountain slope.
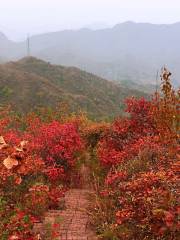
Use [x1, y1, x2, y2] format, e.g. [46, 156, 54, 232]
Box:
[0, 57, 146, 119]
[0, 22, 179, 86]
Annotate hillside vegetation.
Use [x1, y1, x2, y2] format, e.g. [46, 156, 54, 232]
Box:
[0, 68, 179, 240]
[0, 57, 146, 119]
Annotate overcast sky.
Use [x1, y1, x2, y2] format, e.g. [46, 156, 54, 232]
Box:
[0, 0, 180, 40]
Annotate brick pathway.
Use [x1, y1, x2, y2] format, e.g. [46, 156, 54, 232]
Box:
[34, 188, 97, 240]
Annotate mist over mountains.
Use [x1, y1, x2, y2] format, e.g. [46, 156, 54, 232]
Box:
[0, 21, 180, 86]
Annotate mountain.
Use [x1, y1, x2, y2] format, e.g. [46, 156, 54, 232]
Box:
[83, 22, 111, 30]
[0, 22, 179, 87]
[0, 32, 25, 60]
[0, 57, 146, 119]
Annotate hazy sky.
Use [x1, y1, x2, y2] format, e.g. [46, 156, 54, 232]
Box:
[0, 0, 180, 40]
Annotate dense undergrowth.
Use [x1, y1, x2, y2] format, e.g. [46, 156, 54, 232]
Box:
[88, 69, 180, 239]
[0, 68, 179, 239]
[0, 108, 84, 239]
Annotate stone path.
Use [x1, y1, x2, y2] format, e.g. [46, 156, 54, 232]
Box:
[34, 188, 97, 240]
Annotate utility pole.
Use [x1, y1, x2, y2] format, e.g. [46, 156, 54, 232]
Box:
[27, 34, 30, 57]
[155, 70, 159, 94]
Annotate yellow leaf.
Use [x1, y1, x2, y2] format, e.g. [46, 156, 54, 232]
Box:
[14, 140, 28, 152]
[0, 136, 7, 150]
[15, 147, 23, 152]
[3, 156, 19, 170]
[0, 136, 6, 145]
[20, 140, 28, 148]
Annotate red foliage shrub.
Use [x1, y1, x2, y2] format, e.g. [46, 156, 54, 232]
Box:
[26, 120, 83, 182]
[0, 136, 45, 239]
[95, 69, 179, 239]
[0, 137, 44, 185]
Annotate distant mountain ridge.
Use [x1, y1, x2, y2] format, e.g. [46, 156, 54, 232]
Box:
[0, 22, 179, 86]
[0, 57, 146, 119]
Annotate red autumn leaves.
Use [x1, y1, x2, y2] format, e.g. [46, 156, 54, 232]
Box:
[95, 71, 179, 239]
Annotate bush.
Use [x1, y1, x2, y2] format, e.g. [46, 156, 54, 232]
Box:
[92, 68, 179, 239]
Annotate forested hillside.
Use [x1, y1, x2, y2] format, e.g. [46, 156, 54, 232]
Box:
[0, 57, 146, 119]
